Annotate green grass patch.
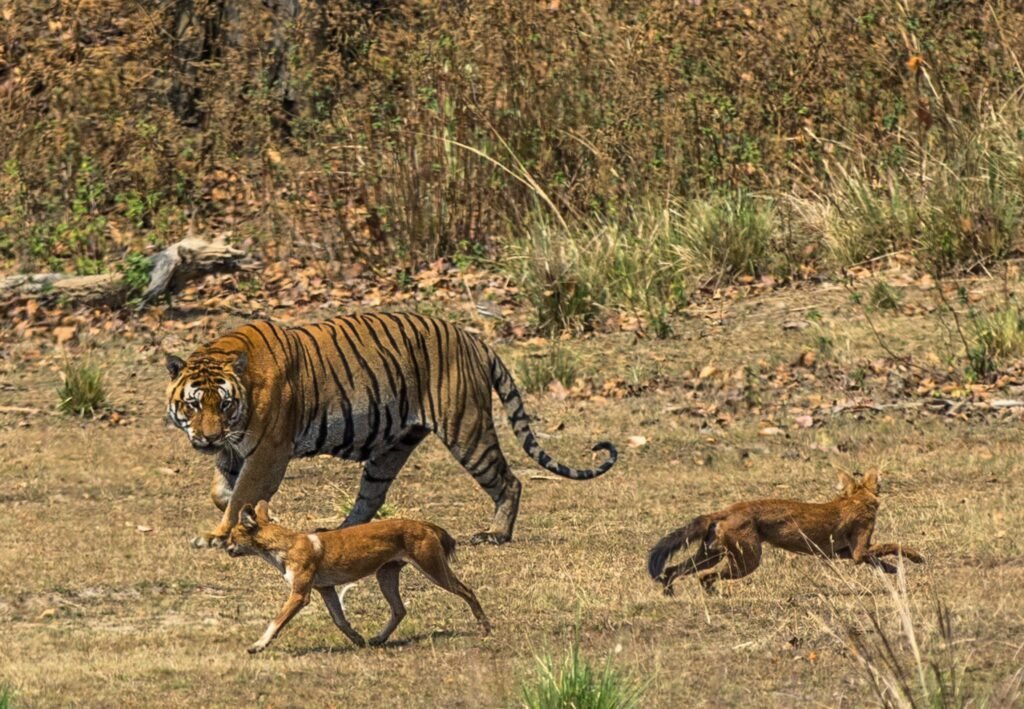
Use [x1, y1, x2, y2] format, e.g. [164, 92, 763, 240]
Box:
[56, 358, 108, 418]
[0, 683, 15, 709]
[520, 643, 644, 709]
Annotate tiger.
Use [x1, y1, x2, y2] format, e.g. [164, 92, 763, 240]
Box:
[165, 312, 618, 547]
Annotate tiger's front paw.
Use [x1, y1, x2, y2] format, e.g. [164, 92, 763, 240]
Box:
[191, 533, 227, 549]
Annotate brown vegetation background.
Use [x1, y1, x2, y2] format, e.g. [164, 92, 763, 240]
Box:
[2, 0, 1023, 274]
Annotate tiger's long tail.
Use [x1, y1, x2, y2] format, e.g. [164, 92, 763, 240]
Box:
[488, 350, 617, 480]
[647, 515, 717, 580]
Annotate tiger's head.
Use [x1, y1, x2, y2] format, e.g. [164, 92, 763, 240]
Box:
[165, 350, 250, 453]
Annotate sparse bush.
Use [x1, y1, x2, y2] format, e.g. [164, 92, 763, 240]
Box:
[869, 281, 902, 311]
[57, 358, 108, 418]
[812, 95, 1024, 274]
[508, 219, 602, 335]
[520, 643, 644, 709]
[516, 346, 581, 394]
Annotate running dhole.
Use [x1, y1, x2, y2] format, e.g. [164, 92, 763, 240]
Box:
[648, 471, 924, 594]
[226, 501, 491, 653]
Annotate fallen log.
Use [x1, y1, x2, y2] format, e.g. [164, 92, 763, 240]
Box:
[1, 237, 254, 309]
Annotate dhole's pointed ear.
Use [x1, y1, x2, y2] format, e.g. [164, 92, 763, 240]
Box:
[239, 504, 259, 532]
[166, 354, 186, 379]
[233, 351, 248, 377]
[836, 471, 856, 494]
[254, 499, 272, 524]
[863, 470, 880, 494]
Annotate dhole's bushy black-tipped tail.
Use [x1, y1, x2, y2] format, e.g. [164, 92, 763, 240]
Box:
[647, 515, 715, 580]
[439, 528, 458, 562]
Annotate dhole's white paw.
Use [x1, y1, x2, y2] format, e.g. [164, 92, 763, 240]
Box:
[469, 531, 510, 545]
[247, 643, 267, 654]
[191, 533, 227, 549]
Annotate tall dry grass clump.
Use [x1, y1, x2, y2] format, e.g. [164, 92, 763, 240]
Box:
[671, 190, 781, 284]
[507, 206, 688, 335]
[817, 562, 1023, 708]
[794, 90, 1024, 274]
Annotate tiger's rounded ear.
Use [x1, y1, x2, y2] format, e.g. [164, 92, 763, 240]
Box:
[254, 500, 271, 523]
[863, 470, 880, 494]
[239, 504, 259, 531]
[166, 354, 186, 379]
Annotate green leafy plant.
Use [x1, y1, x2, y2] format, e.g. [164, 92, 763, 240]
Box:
[118, 251, 152, 300]
[331, 485, 398, 521]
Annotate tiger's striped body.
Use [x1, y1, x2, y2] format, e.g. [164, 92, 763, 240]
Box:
[165, 313, 617, 546]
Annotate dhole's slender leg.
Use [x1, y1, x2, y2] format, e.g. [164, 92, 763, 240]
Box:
[411, 544, 492, 634]
[867, 543, 925, 564]
[836, 546, 897, 573]
[848, 526, 924, 572]
[661, 547, 725, 596]
[445, 421, 521, 545]
[344, 428, 429, 528]
[249, 581, 312, 654]
[317, 586, 365, 647]
[370, 562, 407, 646]
[698, 532, 762, 593]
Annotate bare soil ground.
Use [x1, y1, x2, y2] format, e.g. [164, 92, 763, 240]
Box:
[2, 275, 1023, 707]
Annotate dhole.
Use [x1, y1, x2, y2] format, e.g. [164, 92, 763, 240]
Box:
[648, 471, 924, 594]
[226, 501, 491, 653]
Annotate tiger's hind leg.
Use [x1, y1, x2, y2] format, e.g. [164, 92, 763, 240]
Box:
[342, 427, 429, 528]
[444, 425, 521, 545]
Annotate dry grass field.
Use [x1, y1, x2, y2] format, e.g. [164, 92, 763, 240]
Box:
[2, 278, 1023, 707]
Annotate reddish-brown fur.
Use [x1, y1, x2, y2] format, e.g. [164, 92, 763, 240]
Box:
[648, 471, 924, 594]
[227, 502, 491, 653]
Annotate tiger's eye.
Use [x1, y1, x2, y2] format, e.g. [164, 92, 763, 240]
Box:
[220, 398, 233, 412]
